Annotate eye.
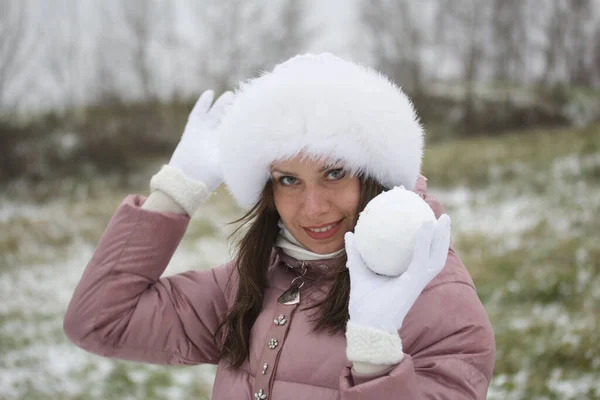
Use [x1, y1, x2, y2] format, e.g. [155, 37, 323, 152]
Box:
[278, 176, 298, 186]
[326, 168, 346, 180]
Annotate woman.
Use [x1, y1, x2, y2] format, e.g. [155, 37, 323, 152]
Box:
[64, 53, 495, 399]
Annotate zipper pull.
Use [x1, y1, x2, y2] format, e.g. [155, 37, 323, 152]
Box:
[277, 281, 301, 305]
[278, 263, 306, 305]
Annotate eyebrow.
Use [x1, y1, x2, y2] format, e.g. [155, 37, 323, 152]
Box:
[318, 164, 337, 173]
[271, 163, 344, 176]
[319, 159, 345, 172]
[271, 168, 295, 176]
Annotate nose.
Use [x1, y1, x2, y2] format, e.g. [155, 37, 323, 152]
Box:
[302, 184, 331, 219]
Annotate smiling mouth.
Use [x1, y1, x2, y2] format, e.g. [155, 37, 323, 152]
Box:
[303, 219, 343, 239]
[306, 221, 341, 232]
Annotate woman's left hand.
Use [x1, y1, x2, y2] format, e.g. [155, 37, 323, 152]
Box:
[344, 214, 451, 334]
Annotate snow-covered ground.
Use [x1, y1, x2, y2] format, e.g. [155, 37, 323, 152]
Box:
[0, 182, 239, 399]
[1, 147, 599, 399]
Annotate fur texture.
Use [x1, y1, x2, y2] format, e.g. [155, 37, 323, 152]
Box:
[217, 53, 425, 209]
[150, 165, 210, 216]
[345, 321, 405, 365]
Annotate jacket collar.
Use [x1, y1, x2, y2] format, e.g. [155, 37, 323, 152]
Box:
[275, 247, 346, 280]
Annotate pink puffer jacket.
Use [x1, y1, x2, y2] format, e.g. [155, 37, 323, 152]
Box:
[64, 179, 496, 399]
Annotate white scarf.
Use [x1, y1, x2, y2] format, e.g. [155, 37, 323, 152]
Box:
[275, 220, 345, 261]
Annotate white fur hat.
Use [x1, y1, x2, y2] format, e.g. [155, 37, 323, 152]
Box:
[217, 53, 424, 209]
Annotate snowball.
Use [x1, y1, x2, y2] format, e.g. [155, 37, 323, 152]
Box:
[354, 186, 436, 276]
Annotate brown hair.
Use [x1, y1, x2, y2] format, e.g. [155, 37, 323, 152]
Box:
[214, 175, 387, 368]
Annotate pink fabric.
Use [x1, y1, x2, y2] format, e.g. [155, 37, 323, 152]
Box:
[64, 178, 496, 399]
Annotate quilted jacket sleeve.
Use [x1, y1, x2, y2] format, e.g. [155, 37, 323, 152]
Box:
[339, 269, 496, 399]
[63, 195, 237, 366]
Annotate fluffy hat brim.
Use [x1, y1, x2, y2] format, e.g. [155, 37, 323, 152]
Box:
[217, 53, 424, 209]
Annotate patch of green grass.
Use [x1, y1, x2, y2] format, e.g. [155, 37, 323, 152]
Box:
[142, 370, 174, 397]
[102, 363, 139, 399]
[185, 218, 218, 239]
[0, 310, 62, 353]
[427, 124, 600, 398]
[423, 124, 600, 188]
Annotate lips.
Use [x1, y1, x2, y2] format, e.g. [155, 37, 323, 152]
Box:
[303, 219, 343, 240]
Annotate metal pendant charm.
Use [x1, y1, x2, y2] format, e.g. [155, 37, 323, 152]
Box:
[277, 282, 301, 305]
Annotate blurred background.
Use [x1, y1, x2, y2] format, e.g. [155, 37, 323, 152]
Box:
[1, 0, 599, 399]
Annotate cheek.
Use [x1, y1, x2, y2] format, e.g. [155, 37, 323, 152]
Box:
[273, 188, 297, 222]
[340, 181, 361, 220]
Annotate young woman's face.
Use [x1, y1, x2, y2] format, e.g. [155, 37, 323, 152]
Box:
[270, 154, 361, 254]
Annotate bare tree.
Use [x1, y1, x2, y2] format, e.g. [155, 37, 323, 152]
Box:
[540, 0, 571, 86]
[121, 0, 155, 100]
[93, 2, 127, 105]
[490, 0, 530, 84]
[44, 0, 84, 122]
[262, 1, 308, 68]
[447, 0, 489, 82]
[565, 0, 596, 87]
[359, 0, 428, 94]
[0, 1, 35, 111]
[91, 0, 304, 103]
[594, 24, 600, 87]
[190, 0, 309, 92]
[149, 0, 180, 101]
[437, 0, 492, 131]
[536, 0, 600, 88]
[92, 0, 168, 104]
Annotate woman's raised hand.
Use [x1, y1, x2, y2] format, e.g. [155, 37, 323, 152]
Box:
[169, 90, 234, 192]
[344, 214, 451, 334]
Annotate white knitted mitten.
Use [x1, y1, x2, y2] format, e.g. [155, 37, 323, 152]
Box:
[344, 214, 451, 366]
[150, 90, 234, 215]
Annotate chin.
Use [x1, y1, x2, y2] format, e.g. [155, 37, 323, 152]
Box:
[308, 242, 345, 255]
